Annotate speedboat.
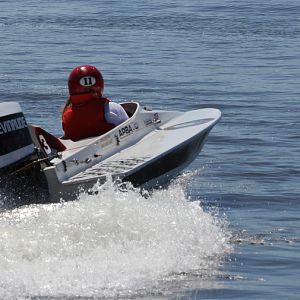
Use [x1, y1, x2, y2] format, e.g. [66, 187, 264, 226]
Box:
[0, 101, 221, 207]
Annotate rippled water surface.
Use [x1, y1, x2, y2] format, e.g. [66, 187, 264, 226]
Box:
[0, 0, 299, 299]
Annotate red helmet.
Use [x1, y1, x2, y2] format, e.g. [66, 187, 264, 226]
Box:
[68, 65, 104, 95]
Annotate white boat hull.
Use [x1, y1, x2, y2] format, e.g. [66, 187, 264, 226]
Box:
[0, 101, 221, 207]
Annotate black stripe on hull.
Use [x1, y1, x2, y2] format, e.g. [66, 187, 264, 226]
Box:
[123, 130, 210, 187]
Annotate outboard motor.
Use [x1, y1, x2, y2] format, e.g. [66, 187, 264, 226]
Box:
[0, 102, 36, 175]
[0, 102, 51, 208]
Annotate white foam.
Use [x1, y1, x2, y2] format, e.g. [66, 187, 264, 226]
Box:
[0, 178, 231, 298]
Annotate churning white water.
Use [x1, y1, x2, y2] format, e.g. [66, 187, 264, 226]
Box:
[0, 177, 231, 299]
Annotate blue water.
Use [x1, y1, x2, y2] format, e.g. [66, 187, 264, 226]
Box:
[0, 0, 299, 299]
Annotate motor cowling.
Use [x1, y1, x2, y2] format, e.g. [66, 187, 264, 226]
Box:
[0, 102, 36, 174]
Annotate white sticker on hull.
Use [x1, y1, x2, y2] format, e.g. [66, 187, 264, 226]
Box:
[100, 134, 114, 148]
[119, 124, 133, 137]
[118, 122, 139, 139]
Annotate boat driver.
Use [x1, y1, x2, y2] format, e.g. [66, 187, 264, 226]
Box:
[62, 65, 129, 141]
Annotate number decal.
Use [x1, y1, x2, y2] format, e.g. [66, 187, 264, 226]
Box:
[80, 76, 96, 86]
[39, 134, 51, 155]
[84, 77, 92, 85]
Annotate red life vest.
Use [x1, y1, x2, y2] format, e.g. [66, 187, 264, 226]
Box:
[62, 93, 115, 141]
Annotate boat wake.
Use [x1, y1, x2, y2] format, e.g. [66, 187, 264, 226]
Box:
[0, 174, 231, 299]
